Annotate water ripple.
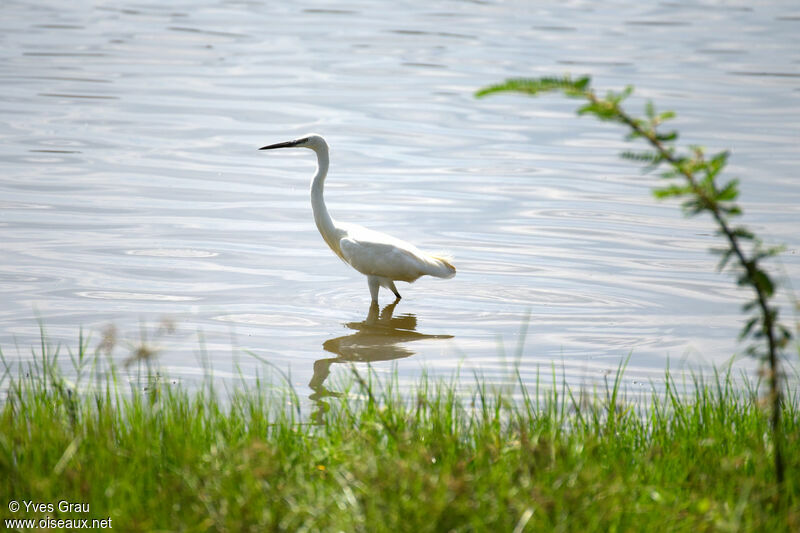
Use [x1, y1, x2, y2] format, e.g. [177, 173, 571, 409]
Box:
[0, 0, 797, 398]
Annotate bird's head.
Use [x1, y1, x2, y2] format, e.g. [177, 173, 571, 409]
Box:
[259, 133, 327, 152]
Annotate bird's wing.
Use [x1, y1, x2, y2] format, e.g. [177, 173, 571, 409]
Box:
[339, 236, 430, 282]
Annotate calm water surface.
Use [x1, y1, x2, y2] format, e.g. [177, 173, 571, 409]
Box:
[1, 0, 798, 404]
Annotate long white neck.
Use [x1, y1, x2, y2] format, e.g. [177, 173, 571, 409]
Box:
[309, 142, 343, 257]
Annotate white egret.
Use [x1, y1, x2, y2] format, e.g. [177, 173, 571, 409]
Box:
[259, 134, 455, 303]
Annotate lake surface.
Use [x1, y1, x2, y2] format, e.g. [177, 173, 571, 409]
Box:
[1, 0, 798, 406]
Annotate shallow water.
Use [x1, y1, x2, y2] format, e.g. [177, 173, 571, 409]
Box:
[1, 0, 798, 405]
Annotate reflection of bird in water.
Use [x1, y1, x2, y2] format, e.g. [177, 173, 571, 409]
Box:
[309, 301, 453, 423]
[259, 134, 455, 304]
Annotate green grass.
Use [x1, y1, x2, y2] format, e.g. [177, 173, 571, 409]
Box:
[1, 339, 798, 532]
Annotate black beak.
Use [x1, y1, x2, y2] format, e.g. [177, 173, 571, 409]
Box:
[259, 138, 305, 150]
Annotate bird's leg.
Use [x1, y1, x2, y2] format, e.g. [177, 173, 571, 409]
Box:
[367, 276, 380, 303]
[388, 280, 402, 300]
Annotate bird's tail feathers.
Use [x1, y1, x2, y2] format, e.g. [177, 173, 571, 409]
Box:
[427, 252, 456, 279]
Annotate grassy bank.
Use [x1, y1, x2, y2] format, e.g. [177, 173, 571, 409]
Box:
[1, 352, 798, 532]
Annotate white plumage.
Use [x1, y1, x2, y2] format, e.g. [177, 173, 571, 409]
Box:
[260, 134, 455, 303]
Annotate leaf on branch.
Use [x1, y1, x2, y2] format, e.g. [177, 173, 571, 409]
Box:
[740, 316, 759, 340]
[620, 150, 660, 162]
[707, 151, 730, 179]
[721, 205, 742, 216]
[713, 248, 734, 271]
[653, 184, 692, 199]
[614, 86, 634, 102]
[742, 298, 758, 313]
[578, 100, 620, 121]
[655, 131, 678, 142]
[753, 244, 786, 261]
[645, 101, 655, 119]
[778, 325, 792, 347]
[621, 150, 664, 171]
[625, 129, 645, 141]
[475, 76, 591, 98]
[752, 270, 775, 297]
[716, 179, 739, 202]
[659, 168, 682, 180]
[681, 198, 706, 215]
[658, 110, 676, 122]
[731, 226, 755, 240]
[768, 244, 786, 257]
[745, 344, 761, 358]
